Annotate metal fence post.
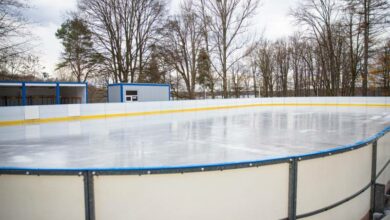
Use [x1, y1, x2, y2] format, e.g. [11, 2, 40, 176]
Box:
[84, 171, 95, 220]
[288, 158, 298, 220]
[370, 141, 378, 219]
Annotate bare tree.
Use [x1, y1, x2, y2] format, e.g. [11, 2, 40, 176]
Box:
[371, 39, 390, 95]
[78, 0, 165, 83]
[231, 62, 247, 98]
[289, 34, 304, 96]
[246, 44, 260, 97]
[0, 0, 31, 63]
[274, 39, 290, 96]
[256, 39, 274, 97]
[135, 0, 165, 81]
[292, 0, 344, 96]
[194, 0, 219, 99]
[195, 0, 212, 57]
[2, 53, 43, 77]
[202, 0, 259, 98]
[160, 0, 203, 99]
[340, 0, 363, 95]
[360, 0, 389, 95]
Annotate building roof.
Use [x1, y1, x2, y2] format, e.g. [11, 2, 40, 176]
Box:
[0, 81, 87, 87]
[108, 83, 170, 87]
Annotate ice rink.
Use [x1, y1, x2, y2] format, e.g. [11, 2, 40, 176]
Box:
[0, 105, 390, 169]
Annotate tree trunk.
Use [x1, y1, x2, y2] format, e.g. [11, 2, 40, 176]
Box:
[362, 0, 370, 96]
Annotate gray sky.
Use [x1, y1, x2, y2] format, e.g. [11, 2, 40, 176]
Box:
[26, 0, 298, 76]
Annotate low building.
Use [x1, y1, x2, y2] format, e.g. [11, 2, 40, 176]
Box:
[108, 83, 170, 103]
[0, 81, 88, 106]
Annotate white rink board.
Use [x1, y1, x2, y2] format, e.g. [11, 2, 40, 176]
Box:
[297, 146, 372, 216]
[0, 97, 390, 220]
[0, 97, 388, 124]
[377, 132, 390, 186]
[300, 190, 370, 220]
[0, 106, 24, 121]
[0, 175, 85, 220]
[94, 164, 289, 220]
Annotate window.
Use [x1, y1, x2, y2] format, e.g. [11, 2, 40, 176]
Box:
[126, 90, 137, 96]
[125, 90, 138, 102]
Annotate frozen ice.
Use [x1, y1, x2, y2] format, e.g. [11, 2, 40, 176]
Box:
[0, 105, 389, 169]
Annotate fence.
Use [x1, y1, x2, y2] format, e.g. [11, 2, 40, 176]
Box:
[0, 97, 389, 220]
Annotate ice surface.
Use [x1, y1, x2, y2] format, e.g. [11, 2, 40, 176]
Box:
[0, 106, 389, 169]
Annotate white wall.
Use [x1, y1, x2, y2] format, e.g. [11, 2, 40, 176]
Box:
[122, 85, 170, 102]
[0, 97, 388, 123]
[108, 85, 121, 103]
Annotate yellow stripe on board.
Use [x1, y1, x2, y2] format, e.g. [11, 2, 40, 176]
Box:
[0, 103, 389, 127]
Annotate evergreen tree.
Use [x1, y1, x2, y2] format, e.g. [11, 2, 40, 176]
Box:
[140, 51, 163, 83]
[56, 16, 102, 82]
[197, 48, 214, 98]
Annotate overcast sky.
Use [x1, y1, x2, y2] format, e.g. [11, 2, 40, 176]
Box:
[25, 0, 298, 76]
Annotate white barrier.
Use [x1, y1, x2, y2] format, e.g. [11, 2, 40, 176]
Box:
[0, 97, 389, 220]
[0, 97, 388, 124]
[304, 190, 370, 220]
[297, 146, 372, 218]
[0, 106, 24, 121]
[94, 164, 289, 220]
[0, 175, 85, 220]
[377, 133, 390, 187]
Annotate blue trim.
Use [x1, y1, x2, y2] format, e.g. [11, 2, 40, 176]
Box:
[1, 126, 389, 172]
[21, 82, 26, 106]
[109, 83, 170, 87]
[85, 82, 88, 103]
[294, 127, 390, 159]
[27, 82, 56, 85]
[106, 86, 109, 102]
[0, 80, 86, 85]
[55, 83, 60, 104]
[0, 155, 292, 172]
[57, 82, 87, 85]
[120, 84, 124, 103]
[168, 84, 171, 100]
